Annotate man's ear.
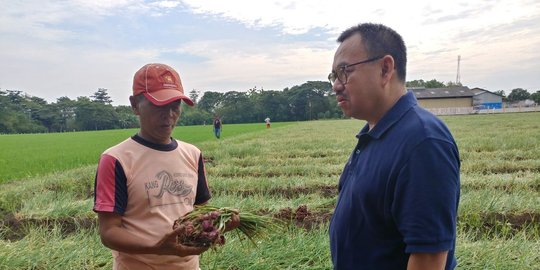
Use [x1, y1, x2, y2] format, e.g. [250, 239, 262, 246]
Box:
[381, 55, 395, 84]
[129, 95, 140, 115]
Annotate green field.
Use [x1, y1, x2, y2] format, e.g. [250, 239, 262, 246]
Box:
[1, 112, 539, 269]
[0, 122, 291, 183]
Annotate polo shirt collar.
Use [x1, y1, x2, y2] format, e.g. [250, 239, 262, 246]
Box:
[356, 91, 417, 140]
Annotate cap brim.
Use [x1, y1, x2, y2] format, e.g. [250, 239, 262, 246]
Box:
[143, 90, 194, 106]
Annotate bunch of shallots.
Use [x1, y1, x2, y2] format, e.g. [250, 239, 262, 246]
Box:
[173, 205, 279, 248]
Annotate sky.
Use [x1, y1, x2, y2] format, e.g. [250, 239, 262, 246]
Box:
[1, 0, 539, 106]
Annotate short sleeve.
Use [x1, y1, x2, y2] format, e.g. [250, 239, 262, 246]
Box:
[392, 138, 460, 253]
[93, 154, 128, 214]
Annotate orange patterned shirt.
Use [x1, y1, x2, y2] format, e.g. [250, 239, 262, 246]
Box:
[94, 135, 211, 270]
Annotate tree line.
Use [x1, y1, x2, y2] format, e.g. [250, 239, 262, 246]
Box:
[0, 81, 340, 134]
[1, 80, 538, 134]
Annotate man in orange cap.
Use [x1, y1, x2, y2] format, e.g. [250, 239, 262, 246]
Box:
[93, 63, 238, 269]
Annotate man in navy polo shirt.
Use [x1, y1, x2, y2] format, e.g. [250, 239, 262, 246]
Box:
[328, 23, 460, 270]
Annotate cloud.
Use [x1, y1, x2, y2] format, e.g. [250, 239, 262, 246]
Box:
[181, 0, 338, 34]
[1, 0, 539, 105]
[171, 39, 334, 92]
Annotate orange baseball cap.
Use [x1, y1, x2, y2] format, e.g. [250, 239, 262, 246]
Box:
[132, 63, 194, 106]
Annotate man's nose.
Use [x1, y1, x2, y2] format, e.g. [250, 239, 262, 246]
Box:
[332, 80, 344, 93]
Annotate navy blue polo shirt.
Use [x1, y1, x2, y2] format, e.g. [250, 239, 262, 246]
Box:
[329, 91, 460, 270]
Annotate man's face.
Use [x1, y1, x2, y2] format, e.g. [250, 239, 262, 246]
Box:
[132, 96, 182, 144]
[331, 34, 382, 120]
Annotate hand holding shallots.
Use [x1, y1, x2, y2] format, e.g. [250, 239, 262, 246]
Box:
[173, 205, 279, 248]
[153, 224, 210, 256]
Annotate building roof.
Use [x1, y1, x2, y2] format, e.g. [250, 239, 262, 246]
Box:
[408, 87, 474, 99]
[470, 87, 504, 97]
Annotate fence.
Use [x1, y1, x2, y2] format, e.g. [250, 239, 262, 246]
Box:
[425, 105, 539, 116]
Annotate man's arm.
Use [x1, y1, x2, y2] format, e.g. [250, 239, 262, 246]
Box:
[97, 212, 208, 256]
[407, 251, 448, 270]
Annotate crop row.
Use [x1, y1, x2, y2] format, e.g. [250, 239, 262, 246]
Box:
[1, 114, 539, 269]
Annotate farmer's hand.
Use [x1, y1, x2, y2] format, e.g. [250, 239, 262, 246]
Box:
[154, 225, 209, 256]
[224, 212, 240, 232]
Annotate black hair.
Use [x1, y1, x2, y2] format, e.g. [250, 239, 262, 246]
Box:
[337, 23, 407, 82]
[134, 94, 146, 103]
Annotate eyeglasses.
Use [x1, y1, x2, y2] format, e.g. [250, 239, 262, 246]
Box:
[328, 55, 384, 85]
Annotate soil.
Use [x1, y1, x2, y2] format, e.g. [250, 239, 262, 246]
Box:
[461, 211, 540, 238]
[1, 205, 538, 242]
[203, 156, 215, 165]
[1, 212, 96, 241]
[227, 185, 337, 199]
[272, 204, 333, 230]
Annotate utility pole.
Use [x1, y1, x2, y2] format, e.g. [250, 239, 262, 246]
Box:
[456, 55, 461, 85]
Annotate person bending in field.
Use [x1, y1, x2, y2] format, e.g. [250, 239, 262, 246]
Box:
[93, 63, 239, 270]
[328, 23, 460, 270]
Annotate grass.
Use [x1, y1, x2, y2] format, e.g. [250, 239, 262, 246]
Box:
[0, 226, 110, 270]
[201, 225, 332, 270]
[0, 112, 539, 269]
[0, 122, 291, 183]
[456, 231, 540, 270]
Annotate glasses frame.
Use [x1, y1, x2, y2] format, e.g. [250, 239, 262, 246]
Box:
[328, 55, 385, 85]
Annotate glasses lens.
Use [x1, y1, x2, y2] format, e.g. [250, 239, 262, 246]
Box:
[337, 68, 347, 84]
[328, 72, 336, 83]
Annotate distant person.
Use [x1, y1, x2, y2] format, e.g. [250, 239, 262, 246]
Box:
[328, 23, 460, 270]
[93, 63, 239, 270]
[264, 117, 271, 128]
[213, 116, 222, 139]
